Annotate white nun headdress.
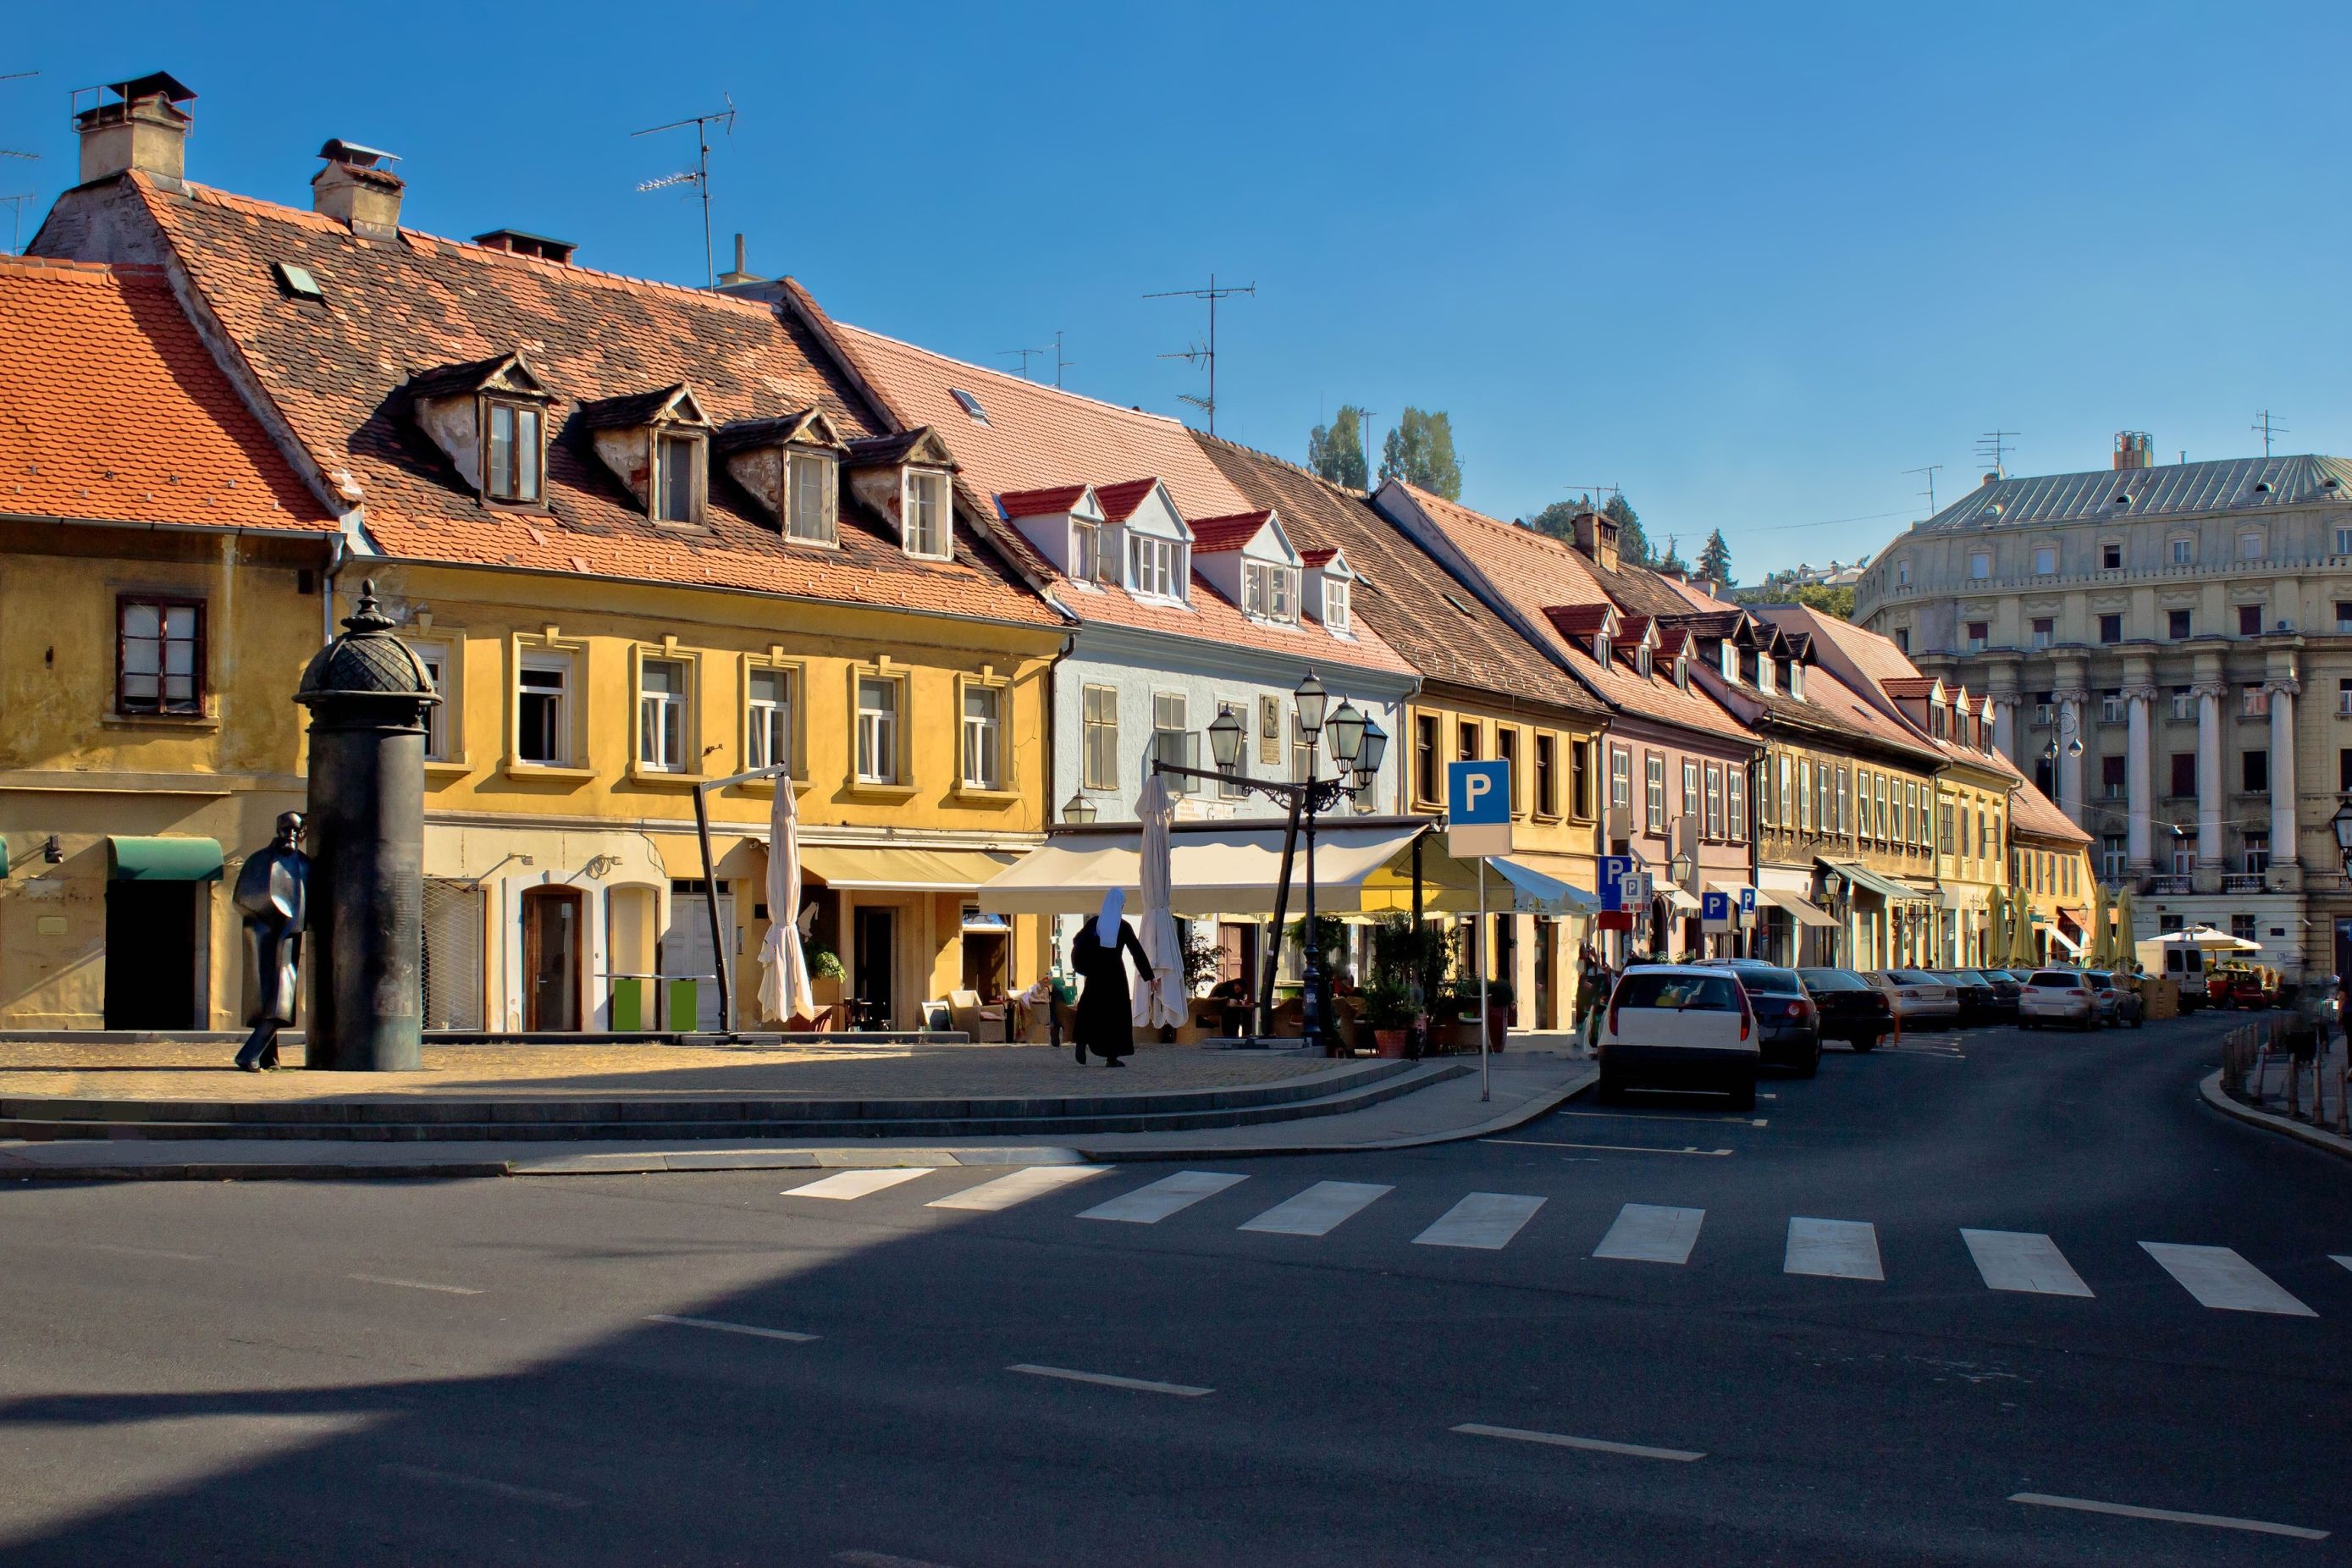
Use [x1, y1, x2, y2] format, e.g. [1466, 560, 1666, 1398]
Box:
[1095, 888, 1125, 946]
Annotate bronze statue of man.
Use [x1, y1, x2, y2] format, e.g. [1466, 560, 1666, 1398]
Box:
[234, 812, 310, 1072]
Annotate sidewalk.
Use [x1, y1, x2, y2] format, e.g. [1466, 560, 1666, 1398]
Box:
[0, 1050, 1595, 1180]
[2204, 1026, 2352, 1162]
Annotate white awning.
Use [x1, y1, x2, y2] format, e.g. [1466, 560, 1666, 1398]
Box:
[1659, 884, 1701, 913]
[2046, 927, 2082, 956]
[1758, 886, 1839, 929]
[980, 820, 1527, 918]
[1488, 856, 1603, 917]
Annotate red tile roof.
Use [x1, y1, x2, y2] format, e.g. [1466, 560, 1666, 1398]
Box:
[1544, 604, 1612, 639]
[1299, 546, 1338, 567]
[1881, 676, 1941, 698]
[831, 329, 1413, 678]
[1378, 480, 1752, 742]
[69, 175, 1055, 627]
[0, 255, 332, 533]
[998, 483, 1090, 518]
[1187, 511, 1273, 554]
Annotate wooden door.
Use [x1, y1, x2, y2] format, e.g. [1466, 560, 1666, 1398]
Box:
[521, 886, 582, 1033]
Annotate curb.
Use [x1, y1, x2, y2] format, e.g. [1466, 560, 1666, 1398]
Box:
[2198, 1069, 2352, 1163]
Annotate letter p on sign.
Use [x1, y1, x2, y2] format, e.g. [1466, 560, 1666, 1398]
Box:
[1448, 759, 1513, 859]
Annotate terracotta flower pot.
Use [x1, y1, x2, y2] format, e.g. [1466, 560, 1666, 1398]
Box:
[1373, 1028, 1411, 1058]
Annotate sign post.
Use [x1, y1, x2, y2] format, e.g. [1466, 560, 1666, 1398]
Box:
[1448, 759, 1512, 1102]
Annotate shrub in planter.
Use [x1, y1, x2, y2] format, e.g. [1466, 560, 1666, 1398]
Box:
[1363, 980, 1416, 1058]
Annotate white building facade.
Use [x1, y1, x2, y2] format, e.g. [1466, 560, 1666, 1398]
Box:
[1855, 447, 2352, 980]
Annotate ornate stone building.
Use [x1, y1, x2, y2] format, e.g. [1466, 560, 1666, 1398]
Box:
[1853, 437, 2352, 979]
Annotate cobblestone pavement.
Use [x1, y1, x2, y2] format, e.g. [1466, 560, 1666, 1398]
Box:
[0, 1040, 1339, 1102]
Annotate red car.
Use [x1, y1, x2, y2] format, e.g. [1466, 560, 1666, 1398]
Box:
[2206, 968, 2274, 1009]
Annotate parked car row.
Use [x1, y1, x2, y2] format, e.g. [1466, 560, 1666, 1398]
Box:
[1595, 958, 2148, 1107]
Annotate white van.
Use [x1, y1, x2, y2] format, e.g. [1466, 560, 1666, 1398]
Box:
[1596, 963, 1759, 1110]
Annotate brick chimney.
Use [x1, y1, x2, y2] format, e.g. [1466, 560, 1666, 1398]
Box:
[2112, 430, 2154, 471]
[71, 72, 196, 187]
[312, 140, 405, 240]
[1571, 509, 1620, 574]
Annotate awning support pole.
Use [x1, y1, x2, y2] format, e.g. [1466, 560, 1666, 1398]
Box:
[690, 764, 791, 1039]
[1262, 792, 1305, 1039]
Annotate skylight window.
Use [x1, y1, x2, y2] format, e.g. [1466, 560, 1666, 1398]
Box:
[274, 262, 323, 300]
[950, 389, 990, 427]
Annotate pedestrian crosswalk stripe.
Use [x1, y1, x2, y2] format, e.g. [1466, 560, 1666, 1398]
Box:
[1593, 1204, 1705, 1265]
[925, 1166, 1107, 1212]
[2139, 1243, 2316, 1317]
[1239, 1180, 1392, 1237]
[1962, 1228, 2094, 1297]
[1079, 1171, 1247, 1224]
[1785, 1217, 1883, 1281]
[2333, 1256, 2352, 1275]
[784, 1168, 936, 1201]
[1413, 1193, 1545, 1251]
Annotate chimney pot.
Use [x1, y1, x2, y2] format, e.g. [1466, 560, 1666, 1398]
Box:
[312, 139, 404, 238]
[71, 72, 196, 187]
[471, 229, 577, 265]
[1571, 509, 1621, 574]
[716, 231, 763, 288]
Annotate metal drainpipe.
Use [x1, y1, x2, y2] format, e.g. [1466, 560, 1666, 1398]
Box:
[322, 530, 347, 645]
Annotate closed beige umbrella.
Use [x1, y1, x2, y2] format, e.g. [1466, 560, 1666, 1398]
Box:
[757, 775, 816, 1026]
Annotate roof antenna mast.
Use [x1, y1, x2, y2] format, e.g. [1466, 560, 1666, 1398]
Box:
[1146, 273, 1255, 433]
[2252, 410, 2289, 458]
[1, 69, 38, 255]
[1903, 463, 1943, 517]
[1974, 429, 2018, 478]
[632, 96, 735, 289]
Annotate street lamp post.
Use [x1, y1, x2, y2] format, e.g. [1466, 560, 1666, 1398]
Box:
[2330, 797, 2352, 875]
[1159, 671, 1384, 1053]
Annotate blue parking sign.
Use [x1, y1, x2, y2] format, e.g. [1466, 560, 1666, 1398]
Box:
[1702, 889, 1733, 932]
[1739, 886, 1757, 920]
[1599, 854, 1634, 913]
[1448, 759, 1513, 858]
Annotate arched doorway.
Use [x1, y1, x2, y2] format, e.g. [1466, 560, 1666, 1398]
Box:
[520, 886, 582, 1032]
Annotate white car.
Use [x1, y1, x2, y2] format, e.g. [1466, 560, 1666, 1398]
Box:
[2020, 969, 2100, 1030]
[1868, 969, 1961, 1025]
[1596, 963, 1759, 1110]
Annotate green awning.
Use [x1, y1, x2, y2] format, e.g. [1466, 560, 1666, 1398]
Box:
[108, 836, 224, 881]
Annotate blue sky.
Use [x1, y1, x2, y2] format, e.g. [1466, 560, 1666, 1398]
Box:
[9, 2, 2349, 579]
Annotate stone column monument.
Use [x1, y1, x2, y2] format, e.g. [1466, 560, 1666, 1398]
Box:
[294, 580, 439, 1070]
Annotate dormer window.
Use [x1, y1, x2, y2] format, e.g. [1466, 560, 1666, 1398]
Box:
[1129, 533, 1184, 599]
[654, 432, 702, 524]
[1720, 641, 1738, 682]
[1788, 662, 1805, 701]
[1594, 633, 1609, 662]
[1637, 646, 1653, 679]
[1324, 577, 1350, 634]
[903, 469, 951, 560]
[582, 382, 712, 527]
[1242, 560, 1298, 622]
[716, 410, 846, 546]
[1072, 517, 1102, 581]
[486, 401, 543, 502]
[1675, 655, 1689, 691]
[787, 450, 832, 543]
[1758, 656, 1775, 696]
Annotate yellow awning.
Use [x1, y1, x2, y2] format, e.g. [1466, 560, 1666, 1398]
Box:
[799, 846, 1015, 892]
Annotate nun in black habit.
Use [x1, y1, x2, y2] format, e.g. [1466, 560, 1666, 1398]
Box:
[1069, 889, 1155, 1067]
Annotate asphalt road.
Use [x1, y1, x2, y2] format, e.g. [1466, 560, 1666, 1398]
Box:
[0, 1009, 2345, 1566]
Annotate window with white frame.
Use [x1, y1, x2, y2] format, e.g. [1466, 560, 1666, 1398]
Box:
[2338, 526, 2352, 557]
[1128, 533, 1184, 599]
[1071, 518, 1101, 582]
[2238, 529, 2265, 560]
[2243, 831, 2270, 875]
[1082, 683, 1119, 791]
[1323, 577, 1350, 633]
[1727, 769, 1746, 842]
[1153, 690, 1196, 791]
[1242, 560, 1298, 622]
[638, 657, 688, 771]
[960, 683, 1003, 790]
[1646, 751, 1666, 832]
[748, 666, 792, 771]
[1609, 744, 1631, 810]
[2170, 535, 2194, 565]
[787, 451, 834, 544]
[855, 675, 902, 783]
[415, 643, 451, 760]
[903, 469, 950, 560]
[1682, 759, 1701, 830]
[484, 401, 542, 503]
[1896, 558, 1910, 587]
[516, 653, 571, 765]
[654, 433, 701, 525]
[1703, 763, 1724, 840]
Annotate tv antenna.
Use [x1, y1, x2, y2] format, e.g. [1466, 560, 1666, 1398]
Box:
[1904, 463, 1944, 516]
[2252, 409, 2289, 457]
[632, 97, 734, 289]
[1, 70, 39, 175]
[1974, 428, 2018, 478]
[1565, 483, 1621, 509]
[998, 345, 1048, 379]
[0, 194, 34, 254]
[1146, 273, 1254, 432]
[997, 330, 1073, 386]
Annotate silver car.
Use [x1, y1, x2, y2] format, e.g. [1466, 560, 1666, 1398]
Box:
[1869, 969, 1961, 1025]
[2020, 969, 2099, 1030]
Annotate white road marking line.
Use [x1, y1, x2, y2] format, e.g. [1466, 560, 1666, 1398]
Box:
[1481, 1138, 1732, 1157]
[79, 1241, 212, 1262]
[1785, 1217, 1884, 1281]
[1237, 1180, 1393, 1236]
[1962, 1228, 2095, 1298]
[645, 1314, 819, 1344]
[1007, 1363, 1212, 1397]
[835, 1552, 961, 1568]
[1593, 1203, 1706, 1265]
[1078, 1170, 1247, 1224]
[378, 1461, 587, 1510]
[1554, 1111, 1764, 1127]
[347, 1273, 482, 1296]
[2139, 1243, 2316, 1317]
[925, 1166, 1107, 1211]
[1453, 1422, 1703, 1462]
[2333, 1255, 2352, 1274]
[783, 1168, 937, 1200]
[2009, 1492, 2327, 1540]
[1413, 1193, 1546, 1251]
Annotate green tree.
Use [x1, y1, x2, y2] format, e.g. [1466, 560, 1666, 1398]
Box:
[1697, 529, 1733, 587]
[1730, 577, 1856, 620]
[1655, 533, 1690, 576]
[1306, 405, 1369, 490]
[1603, 493, 1650, 566]
[1376, 407, 1463, 500]
[1524, 500, 1584, 541]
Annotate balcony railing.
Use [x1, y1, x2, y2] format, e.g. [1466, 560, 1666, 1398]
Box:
[2222, 873, 2266, 893]
[2147, 875, 2194, 894]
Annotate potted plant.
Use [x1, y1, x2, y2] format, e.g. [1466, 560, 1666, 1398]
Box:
[1481, 976, 1516, 1053]
[1370, 915, 1449, 1057]
[1362, 980, 1416, 1058]
[1434, 978, 1484, 1055]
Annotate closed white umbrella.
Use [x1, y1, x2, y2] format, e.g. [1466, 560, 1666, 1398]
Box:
[757, 775, 816, 1026]
[1132, 774, 1186, 1030]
